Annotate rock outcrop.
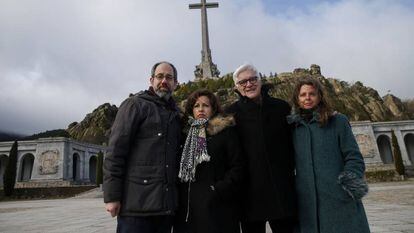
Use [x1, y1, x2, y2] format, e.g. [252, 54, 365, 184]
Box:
[383, 94, 410, 120]
[67, 103, 118, 145]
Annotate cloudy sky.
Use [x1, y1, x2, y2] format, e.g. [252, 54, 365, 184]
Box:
[1, 0, 413, 135]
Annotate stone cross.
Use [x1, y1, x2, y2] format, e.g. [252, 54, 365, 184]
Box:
[189, 0, 220, 80]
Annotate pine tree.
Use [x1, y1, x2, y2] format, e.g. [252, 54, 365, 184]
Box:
[391, 130, 405, 176]
[3, 141, 18, 196]
[96, 151, 104, 185]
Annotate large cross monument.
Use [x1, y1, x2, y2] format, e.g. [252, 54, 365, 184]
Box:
[189, 0, 220, 80]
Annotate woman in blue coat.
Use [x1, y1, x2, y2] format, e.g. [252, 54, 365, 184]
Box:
[287, 77, 370, 233]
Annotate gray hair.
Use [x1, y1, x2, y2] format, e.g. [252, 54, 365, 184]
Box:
[232, 63, 259, 85]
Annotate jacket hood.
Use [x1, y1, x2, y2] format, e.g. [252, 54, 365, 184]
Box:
[206, 115, 235, 136]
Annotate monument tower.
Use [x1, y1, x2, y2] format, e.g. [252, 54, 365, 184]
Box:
[189, 0, 220, 80]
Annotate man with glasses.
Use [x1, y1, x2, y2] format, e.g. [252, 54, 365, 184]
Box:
[226, 64, 297, 233]
[104, 61, 182, 233]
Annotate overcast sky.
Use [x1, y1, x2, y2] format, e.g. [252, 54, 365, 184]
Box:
[1, 0, 413, 135]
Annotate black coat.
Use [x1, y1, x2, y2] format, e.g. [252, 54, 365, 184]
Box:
[103, 89, 181, 216]
[226, 87, 297, 221]
[174, 115, 244, 233]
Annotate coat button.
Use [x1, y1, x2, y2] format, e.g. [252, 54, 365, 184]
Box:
[157, 132, 162, 136]
[143, 179, 148, 183]
[165, 187, 169, 192]
[165, 165, 169, 168]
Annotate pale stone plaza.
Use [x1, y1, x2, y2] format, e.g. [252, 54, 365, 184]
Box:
[0, 180, 413, 233]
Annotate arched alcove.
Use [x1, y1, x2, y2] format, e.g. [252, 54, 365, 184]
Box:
[89, 156, 97, 183]
[20, 153, 35, 181]
[73, 153, 81, 181]
[377, 135, 393, 164]
[0, 154, 8, 186]
[404, 133, 414, 163]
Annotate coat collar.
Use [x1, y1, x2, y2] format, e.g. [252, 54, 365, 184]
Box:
[206, 115, 235, 136]
[287, 110, 320, 125]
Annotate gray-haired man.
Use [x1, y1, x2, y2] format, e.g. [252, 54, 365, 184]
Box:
[226, 64, 297, 233]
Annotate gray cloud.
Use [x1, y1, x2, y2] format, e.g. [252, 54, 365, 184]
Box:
[0, 0, 413, 134]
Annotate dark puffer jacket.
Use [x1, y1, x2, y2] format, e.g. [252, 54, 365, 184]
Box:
[174, 115, 244, 233]
[226, 86, 297, 221]
[103, 89, 181, 216]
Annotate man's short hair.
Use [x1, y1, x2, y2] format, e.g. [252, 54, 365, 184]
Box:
[233, 63, 259, 85]
[151, 61, 178, 81]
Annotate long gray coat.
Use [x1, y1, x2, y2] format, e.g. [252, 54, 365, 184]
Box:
[287, 113, 370, 233]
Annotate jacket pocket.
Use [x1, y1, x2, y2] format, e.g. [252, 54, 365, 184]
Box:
[326, 183, 353, 203]
[319, 177, 353, 203]
[123, 165, 165, 213]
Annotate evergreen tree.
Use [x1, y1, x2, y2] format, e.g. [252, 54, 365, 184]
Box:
[96, 151, 104, 185]
[391, 130, 405, 176]
[3, 141, 18, 196]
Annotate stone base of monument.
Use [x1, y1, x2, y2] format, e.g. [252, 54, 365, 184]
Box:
[14, 179, 96, 188]
[365, 164, 410, 182]
[0, 185, 96, 200]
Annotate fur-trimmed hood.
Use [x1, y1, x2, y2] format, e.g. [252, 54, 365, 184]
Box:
[206, 114, 236, 136]
[182, 114, 236, 136]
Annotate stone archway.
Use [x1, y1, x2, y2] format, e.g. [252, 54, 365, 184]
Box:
[73, 153, 81, 181]
[377, 135, 394, 164]
[89, 156, 97, 183]
[404, 133, 414, 163]
[0, 154, 8, 186]
[20, 153, 34, 181]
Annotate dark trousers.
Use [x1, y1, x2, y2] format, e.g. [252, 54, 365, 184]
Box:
[241, 217, 295, 233]
[117, 215, 173, 233]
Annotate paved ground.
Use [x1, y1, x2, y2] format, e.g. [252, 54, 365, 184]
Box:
[0, 180, 413, 233]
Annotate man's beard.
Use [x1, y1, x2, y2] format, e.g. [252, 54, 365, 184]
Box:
[155, 89, 172, 101]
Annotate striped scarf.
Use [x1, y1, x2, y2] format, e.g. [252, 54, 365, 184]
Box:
[178, 117, 210, 182]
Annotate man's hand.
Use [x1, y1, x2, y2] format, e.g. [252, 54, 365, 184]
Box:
[105, 201, 121, 217]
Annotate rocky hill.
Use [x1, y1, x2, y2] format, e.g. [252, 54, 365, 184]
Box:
[67, 65, 412, 144]
[67, 103, 117, 145]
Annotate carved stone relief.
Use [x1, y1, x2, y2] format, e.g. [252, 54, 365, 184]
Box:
[38, 150, 59, 175]
[355, 134, 376, 158]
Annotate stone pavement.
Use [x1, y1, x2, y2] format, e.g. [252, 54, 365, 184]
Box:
[0, 180, 413, 233]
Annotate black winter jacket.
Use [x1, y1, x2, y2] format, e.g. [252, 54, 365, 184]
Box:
[103, 90, 181, 216]
[226, 86, 297, 221]
[174, 115, 244, 233]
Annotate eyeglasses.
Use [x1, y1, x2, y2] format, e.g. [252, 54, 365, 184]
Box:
[154, 73, 175, 82]
[237, 76, 258, 87]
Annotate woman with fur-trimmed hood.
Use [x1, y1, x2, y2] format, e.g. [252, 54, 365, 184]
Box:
[173, 89, 244, 233]
[287, 77, 370, 233]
